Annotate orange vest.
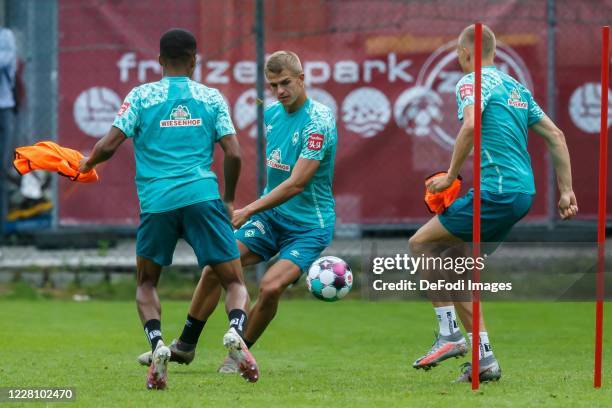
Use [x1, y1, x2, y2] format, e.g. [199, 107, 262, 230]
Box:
[424, 172, 462, 214]
[14, 141, 99, 182]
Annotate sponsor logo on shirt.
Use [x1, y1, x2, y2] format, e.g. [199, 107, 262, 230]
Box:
[507, 89, 528, 109]
[160, 105, 202, 127]
[267, 148, 290, 172]
[117, 102, 130, 116]
[290, 250, 300, 258]
[459, 83, 474, 100]
[292, 131, 299, 146]
[244, 230, 255, 238]
[307, 133, 324, 151]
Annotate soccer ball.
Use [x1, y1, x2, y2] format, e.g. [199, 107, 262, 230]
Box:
[306, 256, 353, 302]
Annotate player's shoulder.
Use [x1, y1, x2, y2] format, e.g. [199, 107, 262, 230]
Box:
[133, 79, 167, 93]
[128, 80, 169, 106]
[457, 72, 475, 85]
[187, 81, 226, 105]
[495, 70, 534, 101]
[305, 99, 336, 128]
[455, 72, 475, 93]
[455, 68, 504, 94]
[264, 101, 284, 121]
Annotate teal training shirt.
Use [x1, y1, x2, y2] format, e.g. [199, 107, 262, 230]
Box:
[263, 98, 337, 229]
[113, 76, 235, 213]
[455, 66, 544, 194]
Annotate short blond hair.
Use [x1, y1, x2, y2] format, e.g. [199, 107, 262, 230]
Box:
[459, 24, 496, 59]
[265, 51, 303, 76]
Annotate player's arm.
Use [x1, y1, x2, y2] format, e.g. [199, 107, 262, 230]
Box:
[427, 105, 474, 193]
[79, 126, 127, 173]
[231, 158, 320, 228]
[529, 115, 578, 219]
[218, 134, 241, 212]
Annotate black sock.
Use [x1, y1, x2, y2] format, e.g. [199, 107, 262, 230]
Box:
[245, 339, 255, 349]
[228, 309, 247, 339]
[144, 319, 162, 352]
[179, 314, 206, 347]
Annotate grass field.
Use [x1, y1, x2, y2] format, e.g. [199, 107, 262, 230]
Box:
[2, 299, 612, 407]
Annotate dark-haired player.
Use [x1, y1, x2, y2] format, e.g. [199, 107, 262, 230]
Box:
[79, 28, 258, 388]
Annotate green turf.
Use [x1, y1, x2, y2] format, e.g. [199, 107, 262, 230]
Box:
[2, 300, 611, 407]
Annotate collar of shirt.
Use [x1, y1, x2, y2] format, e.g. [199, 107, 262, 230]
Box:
[283, 97, 311, 117]
[162, 76, 189, 82]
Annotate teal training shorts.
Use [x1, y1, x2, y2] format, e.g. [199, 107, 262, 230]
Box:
[235, 208, 334, 273]
[438, 189, 533, 245]
[137, 199, 239, 268]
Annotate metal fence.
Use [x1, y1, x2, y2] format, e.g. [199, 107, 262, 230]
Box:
[3, 0, 612, 237]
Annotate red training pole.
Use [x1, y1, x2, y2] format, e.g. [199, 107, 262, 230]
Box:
[472, 22, 483, 391]
[595, 24, 609, 389]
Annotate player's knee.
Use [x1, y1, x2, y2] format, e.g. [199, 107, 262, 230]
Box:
[201, 265, 220, 284]
[136, 280, 156, 292]
[226, 280, 248, 297]
[136, 271, 158, 286]
[136, 258, 161, 285]
[408, 234, 427, 255]
[259, 281, 284, 303]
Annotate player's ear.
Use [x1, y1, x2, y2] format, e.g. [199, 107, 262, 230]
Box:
[298, 73, 305, 86]
[158, 54, 164, 67]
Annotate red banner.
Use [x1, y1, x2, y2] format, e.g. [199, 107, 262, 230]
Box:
[58, 0, 603, 226]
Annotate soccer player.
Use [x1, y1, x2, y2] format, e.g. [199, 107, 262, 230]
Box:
[78, 28, 258, 388]
[139, 50, 337, 373]
[409, 24, 578, 382]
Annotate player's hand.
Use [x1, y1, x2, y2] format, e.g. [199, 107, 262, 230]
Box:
[78, 157, 94, 173]
[558, 190, 578, 220]
[232, 207, 252, 229]
[426, 174, 454, 193]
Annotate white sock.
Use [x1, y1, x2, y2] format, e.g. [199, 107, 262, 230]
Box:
[468, 332, 494, 359]
[434, 306, 460, 336]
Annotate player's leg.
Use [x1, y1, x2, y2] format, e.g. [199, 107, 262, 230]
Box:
[452, 192, 532, 382]
[244, 222, 333, 346]
[136, 256, 163, 338]
[187, 242, 262, 325]
[136, 256, 171, 390]
[439, 243, 499, 381]
[454, 297, 500, 383]
[181, 200, 263, 382]
[409, 215, 469, 370]
[201, 256, 258, 382]
[177, 209, 273, 353]
[135, 210, 180, 389]
[137, 242, 262, 367]
[436, 242, 487, 334]
[244, 259, 302, 345]
[409, 215, 463, 302]
[140, 211, 276, 370]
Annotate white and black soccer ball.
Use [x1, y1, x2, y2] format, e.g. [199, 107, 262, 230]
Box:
[306, 256, 353, 302]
